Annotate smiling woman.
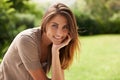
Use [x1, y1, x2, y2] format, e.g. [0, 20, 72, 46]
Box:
[0, 3, 80, 80]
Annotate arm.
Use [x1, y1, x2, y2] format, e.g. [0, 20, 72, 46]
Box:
[51, 48, 65, 80]
[17, 35, 50, 80]
[28, 68, 49, 80]
[51, 35, 71, 80]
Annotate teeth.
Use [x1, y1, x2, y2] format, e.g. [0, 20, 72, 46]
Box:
[54, 36, 61, 39]
[54, 36, 62, 41]
[55, 37, 61, 39]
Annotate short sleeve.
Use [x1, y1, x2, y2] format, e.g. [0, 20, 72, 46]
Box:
[17, 35, 41, 70]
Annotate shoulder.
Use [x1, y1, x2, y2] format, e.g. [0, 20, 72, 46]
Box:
[14, 27, 41, 45]
[16, 27, 41, 40]
[20, 27, 41, 36]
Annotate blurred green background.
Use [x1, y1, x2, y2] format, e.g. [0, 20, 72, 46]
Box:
[0, 0, 120, 80]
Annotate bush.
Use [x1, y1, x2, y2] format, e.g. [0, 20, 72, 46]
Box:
[108, 13, 120, 33]
[74, 12, 120, 36]
[75, 14, 102, 35]
[72, 0, 120, 36]
[0, 0, 15, 57]
[0, 0, 41, 58]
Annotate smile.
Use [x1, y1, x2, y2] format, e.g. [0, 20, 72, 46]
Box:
[53, 36, 63, 41]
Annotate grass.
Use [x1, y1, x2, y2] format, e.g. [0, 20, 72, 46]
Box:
[65, 34, 120, 80]
[0, 35, 120, 80]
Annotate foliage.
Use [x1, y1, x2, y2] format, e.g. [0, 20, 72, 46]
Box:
[0, 0, 43, 57]
[0, 0, 16, 57]
[72, 0, 120, 35]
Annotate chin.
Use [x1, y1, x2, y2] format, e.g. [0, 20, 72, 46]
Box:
[53, 41, 62, 45]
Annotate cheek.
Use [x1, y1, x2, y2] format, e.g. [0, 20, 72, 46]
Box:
[63, 31, 69, 37]
[46, 28, 54, 38]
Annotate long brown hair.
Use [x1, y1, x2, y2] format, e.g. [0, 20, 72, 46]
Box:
[41, 3, 80, 73]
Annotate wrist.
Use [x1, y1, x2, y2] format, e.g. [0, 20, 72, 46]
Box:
[52, 45, 59, 52]
[52, 49, 59, 55]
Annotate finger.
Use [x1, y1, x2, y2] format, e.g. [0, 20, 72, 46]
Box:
[64, 35, 71, 46]
[67, 35, 71, 43]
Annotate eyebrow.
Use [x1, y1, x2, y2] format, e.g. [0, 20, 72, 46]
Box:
[51, 22, 68, 26]
[51, 22, 59, 25]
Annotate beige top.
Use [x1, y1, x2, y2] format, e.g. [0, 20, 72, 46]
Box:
[0, 28, 45, 80]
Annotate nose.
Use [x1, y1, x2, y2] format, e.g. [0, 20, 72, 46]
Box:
[56, 29, 63, 38]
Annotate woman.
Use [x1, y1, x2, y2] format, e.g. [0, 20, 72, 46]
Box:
[0, 3, 80, 80]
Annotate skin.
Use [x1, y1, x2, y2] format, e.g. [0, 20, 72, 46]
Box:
[28, 14, 71, 80]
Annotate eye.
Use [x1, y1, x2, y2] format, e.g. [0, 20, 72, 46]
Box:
[63, 25, 68, 30]
[62, 25, 69, 33]
[51, 24, 58, 29]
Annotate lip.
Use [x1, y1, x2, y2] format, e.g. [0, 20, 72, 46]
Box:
[53, 36, 62, 42]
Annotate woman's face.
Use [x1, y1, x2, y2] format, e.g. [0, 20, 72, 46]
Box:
[46, 14, 69, 45]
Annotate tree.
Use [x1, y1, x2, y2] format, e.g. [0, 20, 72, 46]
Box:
[0, 0, 43, 58]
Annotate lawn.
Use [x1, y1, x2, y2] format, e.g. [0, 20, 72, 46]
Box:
[0, 35, 120, 80]
[65, 35, 120, 80]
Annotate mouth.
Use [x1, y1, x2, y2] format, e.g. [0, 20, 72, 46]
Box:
[53, 36, 63, 42]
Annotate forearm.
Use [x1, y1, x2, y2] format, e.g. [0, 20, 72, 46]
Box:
[51, 35, 71, 80]
[51, 50, 64, 80]
[29, 68, 48, 80]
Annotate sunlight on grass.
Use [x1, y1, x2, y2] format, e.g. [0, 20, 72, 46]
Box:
[0, 35, 120, 80]
[65, 35, 120, 80]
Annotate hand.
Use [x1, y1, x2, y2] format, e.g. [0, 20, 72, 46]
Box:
[52, 35, 71, 51]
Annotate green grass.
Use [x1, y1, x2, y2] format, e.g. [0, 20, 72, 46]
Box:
[0, 35, 120, 80]
[65, 35, 120, 80]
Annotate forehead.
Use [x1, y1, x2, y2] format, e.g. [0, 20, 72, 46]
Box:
[49, 14, 67, 25]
